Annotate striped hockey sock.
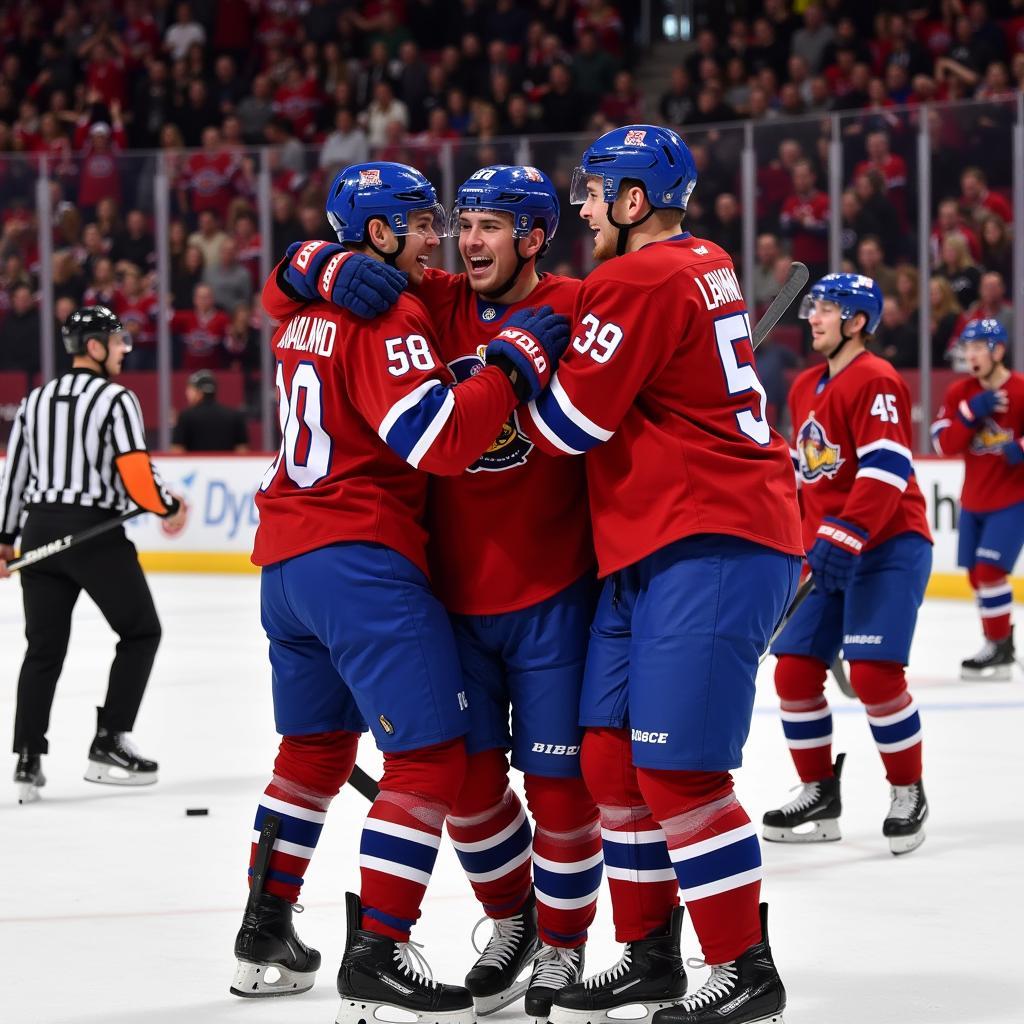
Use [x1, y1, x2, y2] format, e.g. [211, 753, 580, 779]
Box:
[532, 814, 603, 947]
[851, 661, 922, 786]
[972, 564, 1013, 641]
[447, 787, 534, 918]
[775, 655, 833, 782]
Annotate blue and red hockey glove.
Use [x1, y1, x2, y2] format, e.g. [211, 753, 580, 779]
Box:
[1001, 438, 1024, 466]
[807, 516, 868, 593]
[485, 305, 569, 402]
[282, 240, 407, 319]
[957, 388, 1003, 427]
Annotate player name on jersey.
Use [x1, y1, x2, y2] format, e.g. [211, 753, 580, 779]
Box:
[694, 265, 743, 310]
[277, 315, 337, 357]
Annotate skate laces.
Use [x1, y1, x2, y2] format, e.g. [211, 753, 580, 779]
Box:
[969, 640, 998, 662]
[678, 961, 738, 1009]
[393, 939, 437, 988]
[584, 947, 632, 988]
[888, 784, 920, 819]
[471, 913, 525, 967]
[530, 945, 580, 990]
[778, 780, 821, 815]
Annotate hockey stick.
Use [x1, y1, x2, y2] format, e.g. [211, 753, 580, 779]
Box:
[5, 507, 147, 573]
[752, 261, 809, 350]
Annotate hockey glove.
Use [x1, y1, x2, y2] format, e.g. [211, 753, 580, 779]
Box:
[485, 305, 569, 403]
[807, 516, 868, 593]
[957, 388, 1003, 426]
[282, 240, 407, 319]
[1001, 439, 1024, 466]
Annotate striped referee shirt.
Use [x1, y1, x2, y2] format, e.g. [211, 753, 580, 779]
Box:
[0, 369, 174, 543]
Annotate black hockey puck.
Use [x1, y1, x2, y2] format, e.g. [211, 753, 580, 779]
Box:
[186, 807, 209, 816]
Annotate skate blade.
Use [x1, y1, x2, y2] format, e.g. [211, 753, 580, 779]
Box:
[763, 819, 840, 843]
[473, 977, 531, 1015]
[961, 665, 1012, 681]
[17, 782, 42, 804]
[84, 760, 158, 786]
[548, 999, 682, 1024]
[230, 958, 316, 997]
[336, 997, 475, 1024]
[889, 829, 926, 856]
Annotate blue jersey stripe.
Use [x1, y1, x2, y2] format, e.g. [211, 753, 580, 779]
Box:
[532, 387, 603, 454]
[859, 447, 912, 480]
[381, 382, 453, 464]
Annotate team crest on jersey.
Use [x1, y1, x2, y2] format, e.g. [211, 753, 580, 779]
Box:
[359, 168, 381, 186]
[624, 129, 647, 146]
[448, 348, 533, 472]
[797, 412, 845, 481]
[972, 419, 1014, 454]
[481, 306, 497, 321]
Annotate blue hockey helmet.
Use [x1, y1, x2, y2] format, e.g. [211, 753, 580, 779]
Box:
[325, 162, 448, 244]
[569, 124, 697, 211]
[960, 317, 1008, 349]
[449, 165, 560, 246]
[799, 273, 884, 334]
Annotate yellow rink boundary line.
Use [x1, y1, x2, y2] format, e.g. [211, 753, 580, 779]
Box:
[136, 553, 1020, 601]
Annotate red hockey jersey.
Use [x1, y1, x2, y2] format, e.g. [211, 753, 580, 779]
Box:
[788, 350, 931, 552]
[417, 268, 593, 614]
[254, 256, 517, 571]
[518, 234, 803, 576]
[930, 371, 1024, 512]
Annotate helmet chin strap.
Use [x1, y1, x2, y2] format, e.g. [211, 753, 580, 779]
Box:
[482, 237, 532, 300]
[825, 315, 863, 362]
[607, 202, 655, 256]
[366, 216, 404, 266]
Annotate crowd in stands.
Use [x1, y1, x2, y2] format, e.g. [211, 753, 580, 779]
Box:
[0, 0, 1022, 443]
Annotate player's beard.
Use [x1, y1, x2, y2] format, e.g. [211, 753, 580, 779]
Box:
[592, 223, 616, 262]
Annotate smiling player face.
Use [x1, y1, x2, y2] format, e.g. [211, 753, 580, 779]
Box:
[457, 209, 519, 293]
[579, 174, 618, 262]
[392, 209, 441, 286]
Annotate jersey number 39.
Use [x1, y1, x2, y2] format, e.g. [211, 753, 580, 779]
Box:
[715, 312, 770, 445]
[261, 362, 332, 490]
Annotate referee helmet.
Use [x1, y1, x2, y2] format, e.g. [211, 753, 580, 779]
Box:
[62, 305, 128, 356]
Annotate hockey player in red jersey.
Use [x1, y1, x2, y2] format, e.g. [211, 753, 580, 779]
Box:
[231, 162, 568, 1024]
[271, 165, 624, 1022]
[931, 317, 1024, 679]
[765, 273, 933, 860]
[516, 124, 803, 1024]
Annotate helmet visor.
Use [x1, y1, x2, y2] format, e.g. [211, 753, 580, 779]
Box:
[798, 296, 840, 320]
[447, 204, 520, 237]
[401, 202, 449, 240]
[570, 166, 604, 205]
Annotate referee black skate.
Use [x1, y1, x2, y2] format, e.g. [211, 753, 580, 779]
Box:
[0, 306, 187, 803]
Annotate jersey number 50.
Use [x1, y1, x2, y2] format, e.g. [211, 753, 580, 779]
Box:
[714, 312, 770, 445]
[260, 362, 332, 491]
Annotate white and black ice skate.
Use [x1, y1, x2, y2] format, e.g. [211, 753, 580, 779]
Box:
[84, 721, 158, 786]
[14, 749, 45, 804]
[883, 779, 928, 855]
[961, 629, 1015, 681]
[336, 891, 475, 1024]
[549, 907, 687, 1024]
[651, 904, 785, 1024]
[762, 752, 845, 843]
[465, 891, 541, 1014]
[524, 943, 584, 1024]
[231, 814, 321, 997]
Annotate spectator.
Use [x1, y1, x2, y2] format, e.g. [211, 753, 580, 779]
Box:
[539, 62, 586, 134]
[174, 79, 219, 147]
[979, 214, 1013, 283]
[83, 257, 118, 308]
[939, 233, 982, 309]
[363, 80, 409, 148]
[894, 265, 921, 323]
[659, 66, 693, 126]
[232, 210, 263, 289]
[600, 70, 644, 125]
[320, 108, 369, 174]
[930, 197, 981, 267]
[237, 74, 275, 145]
[875, 296, 918, 368]
[779, 159, 829, 279]
[0, 285, 41, 373]
[573, 28, 617, 114]
[791, 4, 836, 73]
[852, 170, 901, 264]
[960, 166, 1012, 228]
[188, 210, 229, 274]
[171, 370, 250, 452]
[113, 263, 159, 370]
[211, 55, 246, 117]
[929, 275, 963, 364]
[273, 65, 322, 142]
[957, 270, 1014, 340]
[177, 127, 245, 225]
[856, 235, 898, 296]
[203, 238, 252, 313]
[852, 130, 908, 228]
[753, 233, 783, 311]
[755, 332, 799, 433]
[111, 209, 156, 272]
[271, 192, 304, 255]
[170, 283, 231, 370]
[75, 118, 126, 218]
[164, 2, 206, 63]
[52, 251, 87, 304]
[80, 33, 127, 111]
[710, 193, 743, 256]
[171, 244, 205, 310]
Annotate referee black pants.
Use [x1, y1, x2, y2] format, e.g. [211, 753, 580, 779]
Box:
[12, 509, 162, 756]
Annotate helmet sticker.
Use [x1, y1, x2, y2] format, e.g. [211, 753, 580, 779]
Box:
[359, 168, 381, 186]
[624, 129, 648, 145]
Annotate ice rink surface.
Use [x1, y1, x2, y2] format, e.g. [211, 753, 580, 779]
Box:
[1, 573, 1022, 1024]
